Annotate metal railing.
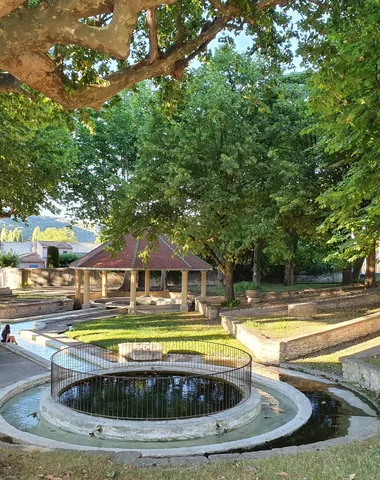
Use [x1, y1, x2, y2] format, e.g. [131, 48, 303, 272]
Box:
[51, 341, 252, 420]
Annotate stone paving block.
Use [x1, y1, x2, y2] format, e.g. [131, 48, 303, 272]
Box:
[168, 456, 209, 467]
[110, 451, 143, 464]
[133, 457, 170, 468]
[208, 453, 243, 462]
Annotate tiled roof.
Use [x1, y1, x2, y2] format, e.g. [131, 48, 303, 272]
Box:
[19, 252, 45, 263]
[37, 241, 73, 249]
[70, 234, 213, 271]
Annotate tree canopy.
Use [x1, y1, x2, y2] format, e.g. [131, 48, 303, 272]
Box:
[0, 95, 77, 219]
[307, 0, 380, 263]
[34, 227, 78, 242]
[0, 0, 335, 109]
[102, 48, 317, 298]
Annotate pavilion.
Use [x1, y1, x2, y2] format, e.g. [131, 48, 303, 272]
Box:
[71, 234, 213, 312]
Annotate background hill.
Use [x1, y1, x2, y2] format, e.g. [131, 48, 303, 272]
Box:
[0, 216, 97, 242]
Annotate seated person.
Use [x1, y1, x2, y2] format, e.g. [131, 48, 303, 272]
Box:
[1, 324, 18, 344]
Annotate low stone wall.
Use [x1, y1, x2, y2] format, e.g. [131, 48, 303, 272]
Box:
[221, 311, 380, 365]
[0, 298, 74, 319]
[341, 346, 380, 396]
[294, 273, 343, 284]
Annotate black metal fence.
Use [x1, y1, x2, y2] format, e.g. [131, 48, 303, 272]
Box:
[51, 341, 252, 420]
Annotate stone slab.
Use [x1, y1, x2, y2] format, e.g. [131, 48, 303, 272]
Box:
[208, 453, 243, 462]
[119, 342, 163, 361]
[288, 302, 318, 319]
[133, 457, 170, 467]
[168, 456, 209, 467]
[110, 451, 143, 464]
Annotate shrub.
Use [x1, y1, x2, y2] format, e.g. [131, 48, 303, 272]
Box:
[220, 299, 241, 307]
[59, 253, 82, 267]
[0, 251, 19, 268]
[47, 246, 60, 268]
[233, 281, 262, 295]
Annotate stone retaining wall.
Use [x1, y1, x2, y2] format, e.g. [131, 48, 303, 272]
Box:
[341, 346, 380, 396]
[294, 273, 343, 284]
[221, 311, 380, 365]
[0, 298, 74, 319]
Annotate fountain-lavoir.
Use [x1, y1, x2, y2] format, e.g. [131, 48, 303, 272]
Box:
[0, 340, 315, 455]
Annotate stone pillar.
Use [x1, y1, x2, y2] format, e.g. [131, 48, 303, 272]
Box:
[160, 270, 168, 291]
[200, 271, 207, 297]
[83, 270, 90, 309]
[144, 270, 150, 296]
[180, 270, 189, 312]
[101, 270, 108, 298]
[129, 270, 137, 314]
[75, 270, 83, 302]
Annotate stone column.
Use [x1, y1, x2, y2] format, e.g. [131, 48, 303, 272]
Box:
[101, 270, 108, 298]
[144, 270, 150, 296]
[75, 270, 83, 302]
[83, 270, 90, 309]
[180, 270, 189, 312]
[200, 271, 207, 297]
[160, 270, 168, 291]
[129, 270, 137, 314]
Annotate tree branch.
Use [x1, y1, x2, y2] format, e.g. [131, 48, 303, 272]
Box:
[146, 7, 160, 63]
[0, 0, 25, 19]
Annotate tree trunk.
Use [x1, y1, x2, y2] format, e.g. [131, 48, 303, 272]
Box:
[223, 262, 235, 302]
[365, 243, 377, 288]
[117, 271, 130, 292]
[252, 239, 263, 285]
[342, 267, 352, 285]
[283, 261, 295, 286]
[160, 270, 168, 291]
[352, 257, 365, 282]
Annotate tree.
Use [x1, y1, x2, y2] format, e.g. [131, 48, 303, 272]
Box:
[0, 251, 19, 267]
[0, 95, 77, 219]
[47, 246, 60, 268]
[103, 49, 285, 301]
[305, 0, 380, 286]
[31, 227, 41, 242]
[59, 253, 82, 267]
[65, 88, 150, 223]
[0, 1, 336, 110]
[37, 227, 77, 243]
[0, 227, 8, 242]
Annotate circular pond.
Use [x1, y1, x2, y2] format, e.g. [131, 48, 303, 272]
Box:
[58, 371, 243, 419]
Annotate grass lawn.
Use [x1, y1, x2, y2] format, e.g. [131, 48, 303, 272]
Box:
[189, 283, 343, 297]
[290, 334, 380, 376]
[260, 283, 342, 293]
[2, 432, 380, 480]
[66, 312, 247, 353]
[240, 306, 380, 340]
[364, 355, 380, 368]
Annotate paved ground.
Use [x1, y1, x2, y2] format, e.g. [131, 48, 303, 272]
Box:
[0, 345, 48, 389]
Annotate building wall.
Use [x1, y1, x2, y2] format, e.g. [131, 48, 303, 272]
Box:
[0, 242, 33, 254]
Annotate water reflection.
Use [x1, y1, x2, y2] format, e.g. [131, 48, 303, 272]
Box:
[59, 371, 242, 419]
